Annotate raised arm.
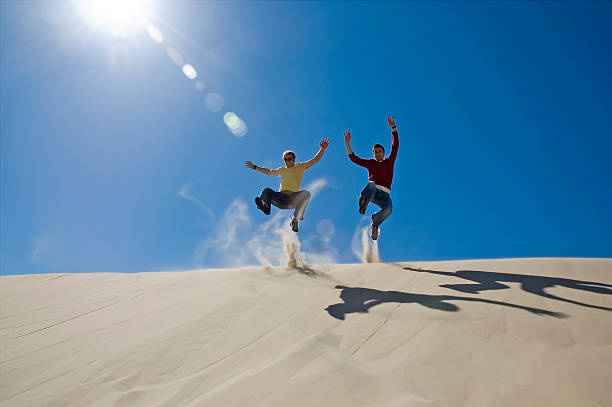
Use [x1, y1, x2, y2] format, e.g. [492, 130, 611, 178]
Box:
[344, 131, 353, 155]
[304, 139, 330, 169]
[387, 116, 399, 161]
[345, 130, 369, 167]
[245, 161, 278, 176]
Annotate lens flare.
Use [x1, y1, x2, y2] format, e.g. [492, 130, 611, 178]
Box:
[182, 64, 197, 80]
[205, 93, 224, 112]
[166, 47, 184, 66]
[223, 112, 247, 137]
[223, 112, 240, 130]
[316, 219, 335, 238]
[146, 24, 163, 43]
[195, 81, 205, 91]
[232, 119, 247, 138]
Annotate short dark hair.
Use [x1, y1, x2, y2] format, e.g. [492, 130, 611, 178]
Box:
[372, 143, 385, 153]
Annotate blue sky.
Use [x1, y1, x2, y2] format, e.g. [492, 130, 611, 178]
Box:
[1, 1, 611, 275]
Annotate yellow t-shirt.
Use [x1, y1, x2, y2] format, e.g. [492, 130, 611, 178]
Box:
[270, 162, 308, 193]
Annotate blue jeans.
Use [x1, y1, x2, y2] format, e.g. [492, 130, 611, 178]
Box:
[361, 182, 392, 227]
[260, 188, 311, 220]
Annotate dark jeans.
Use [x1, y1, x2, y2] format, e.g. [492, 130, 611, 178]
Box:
[361, 182, 392, 227]
[260, 188, 311, 220]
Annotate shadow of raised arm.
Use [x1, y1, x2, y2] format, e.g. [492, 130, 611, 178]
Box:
[326, 285, 566, 321]
[404, 266, 612, 312]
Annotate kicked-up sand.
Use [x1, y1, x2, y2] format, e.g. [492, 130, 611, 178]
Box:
[1, 258, 611, 406]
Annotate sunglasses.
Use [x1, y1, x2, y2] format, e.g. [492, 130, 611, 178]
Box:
[284, 156, 295, 162]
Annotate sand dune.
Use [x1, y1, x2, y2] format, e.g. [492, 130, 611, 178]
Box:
[1, 258, 611, 406]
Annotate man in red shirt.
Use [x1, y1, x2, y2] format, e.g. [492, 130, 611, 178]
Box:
[344, 116, 399, 240]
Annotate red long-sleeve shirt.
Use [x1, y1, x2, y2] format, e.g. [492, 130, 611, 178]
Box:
[348, 128, 399, 190]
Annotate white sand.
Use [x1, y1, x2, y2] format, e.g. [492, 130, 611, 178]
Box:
[1, 258, 611, 406]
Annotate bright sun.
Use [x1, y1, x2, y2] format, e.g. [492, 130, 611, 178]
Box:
[78, 0, 150, 36]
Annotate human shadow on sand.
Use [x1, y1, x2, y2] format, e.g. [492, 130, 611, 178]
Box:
[326, 285, 567, 320]
[403, 266, 612, 312]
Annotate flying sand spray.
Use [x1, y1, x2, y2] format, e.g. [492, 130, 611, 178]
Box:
[361, 226, 381, 263]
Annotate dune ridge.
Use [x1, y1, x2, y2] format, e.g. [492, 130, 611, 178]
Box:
[1, 258, 611, 406]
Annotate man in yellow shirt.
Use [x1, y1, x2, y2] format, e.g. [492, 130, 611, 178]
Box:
[245, 139, 330, 232]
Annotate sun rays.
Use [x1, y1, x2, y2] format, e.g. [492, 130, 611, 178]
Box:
[73, 0, 247, 138]
[77, 0, 150, 38]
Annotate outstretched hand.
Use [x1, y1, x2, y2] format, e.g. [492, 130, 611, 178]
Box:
[320, 139, 330, 149]
[344, 131, 351, 143]
[387, 116, 395, 127]
[245, 160, 255, 169]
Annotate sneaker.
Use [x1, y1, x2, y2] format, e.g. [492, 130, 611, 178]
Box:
[358, 196, 368, 214]
[255, 197, 270, 215]
[290, 218, 299, 232]
[371, 224, 379, 240]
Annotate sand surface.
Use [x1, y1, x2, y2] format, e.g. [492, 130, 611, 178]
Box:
[1, 258, 611, 406]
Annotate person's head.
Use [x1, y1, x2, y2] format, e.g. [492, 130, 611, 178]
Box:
[372, 143, 385, 162]
[282, 150, 296, 168]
